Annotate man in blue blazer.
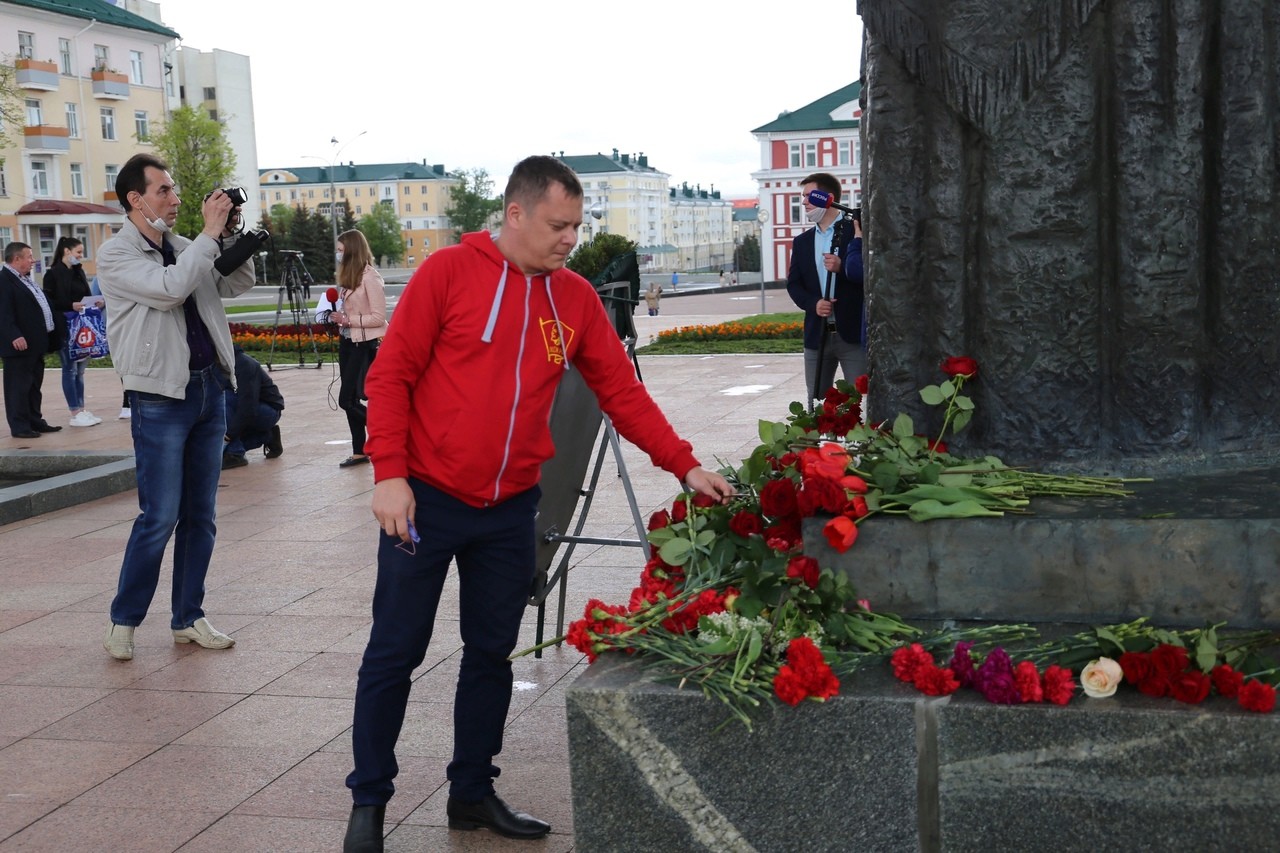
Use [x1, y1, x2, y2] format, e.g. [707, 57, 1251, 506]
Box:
[1, 242, 60, 438]
[786, 172, 865, 402]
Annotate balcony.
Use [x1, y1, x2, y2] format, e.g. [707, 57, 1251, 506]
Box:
[15, 58, 59, 91]
[23, 125, 70, 152]
[91, 69, 129, 99]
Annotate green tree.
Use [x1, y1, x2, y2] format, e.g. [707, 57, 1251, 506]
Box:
[358, 202, 405, 266]
[566, 233, 638, 281]
[446, 168, 503, 242]
[268, 203, 295, 236]
[150, 105, 237, 239]
[339, 202, 358, 235]
[0, 63, 22, 150]
[735, 234, 761, 273]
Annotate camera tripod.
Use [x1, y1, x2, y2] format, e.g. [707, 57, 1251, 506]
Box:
[267, 251, 322, 370]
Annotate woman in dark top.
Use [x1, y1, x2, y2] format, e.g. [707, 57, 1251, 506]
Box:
[43, 236, 100, 427]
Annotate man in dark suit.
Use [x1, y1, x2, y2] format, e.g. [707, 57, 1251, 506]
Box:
[786, 172, 865, 403]
[1, 242, 61, 438]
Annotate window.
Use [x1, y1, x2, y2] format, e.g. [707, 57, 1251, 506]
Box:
[354, 188, 360, 197]
[307, 189, 314, 198]
[70, 163, 84, 196]
[274, 191, 281, 201]
[59, 39, 72, 75]
[421, 203, 428, 212]
[789, 143, 801, 169]
[403, 185, 410, 195]
[134, 110, 149, 141]
[790, 195, 803, 224]
[18, 32, 34, 60]
[100, 107, 116, 140]
[407, 237, 414, 247]
[93, 44, 109, 71]
[838, 141, 851, 166]
[31, 160, 50, 197]
[65, 103, 79, 138]
[25, 98, 43, 126]
[0, 162, 7, 197]
[403, 203, 410, 213]
[203, 87, 216, 101]
[129, 51, 144, 84]
[289, 190, 297, 200]
[104, 164, 119, 195]
[421, 185, 428, 194]
[356, 206, 362, 214]
[383, 186, 393, 199]
[0, 227, 10, 245]
[207, 109, 217, 122]
[804, 143, 817, 167]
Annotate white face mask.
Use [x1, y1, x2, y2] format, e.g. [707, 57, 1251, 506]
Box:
[805, 207, 826, 224]
[335, 250, 344, 264]
[140, 199, 170, 234]
[69, 256, 82, 266]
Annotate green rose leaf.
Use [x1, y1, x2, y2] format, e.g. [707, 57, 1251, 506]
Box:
[658, 537, 694, 566]
[939, 379, 956, 397]
[892, 413, 915, 438]
[952, 410, 973, 432]
[872, 462, 900, 492]
[954, 394, 975, 411]
[919, 384, 946, 405]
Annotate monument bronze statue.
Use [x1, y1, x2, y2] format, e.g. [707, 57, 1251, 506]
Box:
[859, 0, 1280, 475]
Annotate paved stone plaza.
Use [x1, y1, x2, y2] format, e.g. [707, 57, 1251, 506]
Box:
[0, 288, 803, 852]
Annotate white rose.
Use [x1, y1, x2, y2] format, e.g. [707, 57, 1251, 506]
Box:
[1080, 657, 1124, 698]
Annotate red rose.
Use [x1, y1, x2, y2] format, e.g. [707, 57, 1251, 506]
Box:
[798, 476, 847, 516]
[854, 374, 870, 396]
[1150, 644, 1190, 677]
[823, 387, 851, 408]
[926, 438, 948, 454]
[759, 479, 799, 518]
[941, 356, 978, 378]
[728, 510, 763, 538]
[822, 515, 858, 552]
[1137, 674, 1170, 698]
[671, 500, 688, 522]
[1041, 665, 1076, 705]
[647, 509, 671, 531]
[692, 493, 717, 509]
[1170, 670, 1211, 704]
[1212, 664, 1245, 698]
[1238, 679, 1277, 713]
[1118, 651, 1152, 684]
[785, 555, 821, 589]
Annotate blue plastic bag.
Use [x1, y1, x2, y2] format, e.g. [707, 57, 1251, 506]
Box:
[63, 307, 110, 361]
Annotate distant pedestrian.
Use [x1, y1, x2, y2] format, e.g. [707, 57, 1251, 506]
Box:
[644, 282, 662, 316]
[671, 271, 678, 292]
[719, 270, 725, 285]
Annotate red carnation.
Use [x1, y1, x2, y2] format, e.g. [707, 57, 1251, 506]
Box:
[822, 516, 858, 552]
[1041, 665, 1076, 705]
[1118, 651, 1152, 684]
[1170, 670, 1211, 704]
[854, 374, 870, 395]
[759, 479, 799, 518]
[941, 356, 978, 378]
[647, 509, 671, 531]
[913, 663, 961, 696]
[1212, 664, 1245, 698]
[1150, 644, 1190, 677]
[1238, 679, 1277, 713]
[891, 643, 934, 683]
[785, 555, 821, 589]
[728, 510, 763, 538]
[1014, 661, 1044, 703]
[773, 667, 809, 706]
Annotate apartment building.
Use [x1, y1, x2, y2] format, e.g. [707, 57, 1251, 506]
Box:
[2, 0, 179, 274]
[258, 162, 458, 264]
[751, 81, 862, 282]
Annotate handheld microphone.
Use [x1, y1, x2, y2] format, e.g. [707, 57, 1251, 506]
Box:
[318, 286, 341, 324]
[325, 286, 339, 305]
[806, 190, 861, 217]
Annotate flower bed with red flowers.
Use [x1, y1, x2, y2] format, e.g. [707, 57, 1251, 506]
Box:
[655, 320, 802, 344]
[517, 360, 1280, 728]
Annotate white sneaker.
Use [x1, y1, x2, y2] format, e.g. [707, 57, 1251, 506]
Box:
[83, 409, 103, 424]
[104, 623, 135, 660]
[69, 411, 99, 427]
[172, 617, 235, 649]
[118, 407, 131, 419]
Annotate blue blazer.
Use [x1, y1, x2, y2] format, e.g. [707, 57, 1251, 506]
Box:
[786, 223, 864, 350]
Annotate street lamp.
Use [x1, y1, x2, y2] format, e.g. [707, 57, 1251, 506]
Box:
[303, 131, 367, 256]
[756, 207, 770, 312]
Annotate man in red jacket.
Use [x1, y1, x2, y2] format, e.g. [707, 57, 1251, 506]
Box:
[342, 155, 732, 850]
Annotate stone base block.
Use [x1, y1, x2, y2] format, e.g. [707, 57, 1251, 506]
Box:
[566, 657, 1280, 852]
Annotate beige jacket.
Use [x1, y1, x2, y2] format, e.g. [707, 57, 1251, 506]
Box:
[340, 264, 388, 342]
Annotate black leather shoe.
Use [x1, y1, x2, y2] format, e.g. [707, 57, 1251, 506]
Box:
[342, 805, 385, 853]
[447, 795, 550, 839]
[33, 423, 62, 433]
[11, 431, 40, 438]
[264, 425, 284, 458]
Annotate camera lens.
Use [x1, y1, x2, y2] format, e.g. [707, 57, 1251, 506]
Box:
[225, 187, 248, 206]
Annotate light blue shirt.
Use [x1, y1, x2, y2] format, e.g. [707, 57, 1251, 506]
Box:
[812, 218, 838, 298]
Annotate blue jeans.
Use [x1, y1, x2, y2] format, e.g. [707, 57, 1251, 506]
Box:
[110, 367, 227, 630]
[347, 480, 540, 806]
[58, 349, 87, 411]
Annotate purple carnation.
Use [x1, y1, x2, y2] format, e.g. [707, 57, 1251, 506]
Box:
[974, 647, 1020, 704]
[949, 641, 976, 687]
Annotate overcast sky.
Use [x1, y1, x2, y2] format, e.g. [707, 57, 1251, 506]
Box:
[159, 1, 864, 198]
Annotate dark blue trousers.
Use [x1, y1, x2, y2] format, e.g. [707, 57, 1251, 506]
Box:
[346, 478, 540, 805]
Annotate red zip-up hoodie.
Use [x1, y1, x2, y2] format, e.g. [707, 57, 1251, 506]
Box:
[364, 231, 699, 507]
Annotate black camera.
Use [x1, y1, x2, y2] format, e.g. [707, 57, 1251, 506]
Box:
[204, 186, 249, 231]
